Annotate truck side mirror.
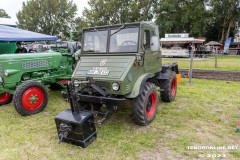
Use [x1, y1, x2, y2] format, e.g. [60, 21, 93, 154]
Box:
[150, 36, 159, 52]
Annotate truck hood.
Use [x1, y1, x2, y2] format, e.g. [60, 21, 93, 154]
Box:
[73, 55, 136, 81]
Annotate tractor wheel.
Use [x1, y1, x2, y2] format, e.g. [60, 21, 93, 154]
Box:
[132, 82, 158, 126]
[0, 92, 13, 106]
[13, 81, 48, 116]
[159, 71, 177, 102]
[49, 80, 68, 91]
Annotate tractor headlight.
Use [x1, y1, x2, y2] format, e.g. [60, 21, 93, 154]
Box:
[73, 80, 80, 87]
[112, 82, 120, 91]
[4, 70, 9, 76]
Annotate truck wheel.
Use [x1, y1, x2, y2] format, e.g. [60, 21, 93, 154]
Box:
[133, 82, 158, 126]
[13, 81, 48, 116]
[160, 71, 177, 102]
[0, 92, 13, 106]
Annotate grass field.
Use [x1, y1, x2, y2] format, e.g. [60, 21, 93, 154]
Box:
[0, 78, 239, 160]
[162, 56, 240, 71]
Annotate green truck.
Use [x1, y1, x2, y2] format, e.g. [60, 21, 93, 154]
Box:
[55, 21, 180, 147]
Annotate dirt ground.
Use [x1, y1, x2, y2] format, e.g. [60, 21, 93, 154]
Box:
[180, 69, 240, 81]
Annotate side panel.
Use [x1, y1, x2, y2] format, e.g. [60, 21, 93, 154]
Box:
[124, 73, 154, 98]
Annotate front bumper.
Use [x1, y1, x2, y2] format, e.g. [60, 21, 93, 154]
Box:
[77, 93, 126, 106]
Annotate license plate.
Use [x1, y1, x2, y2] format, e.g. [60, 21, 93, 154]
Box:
[87, 67, 110, 75]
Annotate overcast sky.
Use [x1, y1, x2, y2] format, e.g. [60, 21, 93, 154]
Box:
[0, 0, 89, 22]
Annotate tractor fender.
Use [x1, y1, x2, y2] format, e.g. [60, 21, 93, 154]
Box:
[125, 73, 154, 98]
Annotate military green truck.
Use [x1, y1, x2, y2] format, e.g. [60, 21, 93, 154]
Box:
[55, 21, 180, 148]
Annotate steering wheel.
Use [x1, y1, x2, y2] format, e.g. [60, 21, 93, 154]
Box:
[121, 40, 137, 46]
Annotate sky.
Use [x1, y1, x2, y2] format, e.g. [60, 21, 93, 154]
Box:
[0, 0, 89, 22]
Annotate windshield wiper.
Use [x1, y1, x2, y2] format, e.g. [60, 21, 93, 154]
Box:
[110, 24, 125, 36]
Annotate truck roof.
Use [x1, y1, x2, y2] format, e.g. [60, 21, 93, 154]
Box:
[82, 21, 157, 31]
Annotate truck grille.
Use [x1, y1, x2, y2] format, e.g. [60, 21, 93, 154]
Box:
[0, 64, 2, 77]
[95, 81, 111, 90]
[22, 60, 49, 69]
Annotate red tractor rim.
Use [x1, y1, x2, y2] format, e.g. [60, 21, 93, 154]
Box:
[21, 87, 44, 111]
[146, 92, 157, 118]
[0, 92, 11, 103]
[171, 79, 177, 96]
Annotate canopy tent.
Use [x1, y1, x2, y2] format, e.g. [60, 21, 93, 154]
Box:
[205, 41, 222, 46]
[0, 25, 58, 42]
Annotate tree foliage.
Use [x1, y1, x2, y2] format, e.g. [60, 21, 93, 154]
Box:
[80, 0, 239, 42]
[0, 9, 10, 18]
[17, 0, 77, 39]
[210, 0, 240, 42]
[81, 0, 156, 27]
[15, 0, 240, 42]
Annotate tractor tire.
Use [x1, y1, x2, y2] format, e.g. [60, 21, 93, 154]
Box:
[13, 81, 48, 116]
[0, 92, 13, 106]
[132, 82, 158, 126]
[159, 71, 177, 102]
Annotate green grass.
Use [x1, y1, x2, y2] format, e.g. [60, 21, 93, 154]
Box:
[0, 78, 240, 159]
[163, 56, 240, 70]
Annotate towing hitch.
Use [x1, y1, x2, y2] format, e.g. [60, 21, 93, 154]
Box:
[55, 80, 121, 147]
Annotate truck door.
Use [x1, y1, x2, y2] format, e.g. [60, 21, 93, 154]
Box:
[143, 28, 161, 73]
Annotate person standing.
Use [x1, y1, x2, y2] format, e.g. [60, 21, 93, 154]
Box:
[15, 42, 27, 53]
[188, 42, 192, 56]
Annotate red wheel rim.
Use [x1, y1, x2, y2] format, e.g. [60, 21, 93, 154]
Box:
[0, 92, 11, 103]
[171, 79, 177, 96]
[146, 92, 157, 118]
[21, 87, 44, 111]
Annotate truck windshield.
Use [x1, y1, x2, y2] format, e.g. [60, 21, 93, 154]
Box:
[83, 30, 108, 53]
[109, 27, 139, 53]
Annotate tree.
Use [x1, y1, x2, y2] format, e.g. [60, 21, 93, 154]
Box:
[154, 0, 210, 38]
[210, 0, 240, 42]
[17, 0, 77, 39]
[0, 9, 10, 18]
[81, 0, 156, 27]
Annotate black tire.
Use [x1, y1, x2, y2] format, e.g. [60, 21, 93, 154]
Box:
[132, 82, 158, 126]
[49, 80, 68, 91]
[0, 92, 13, 106]
[13, 81, 48, 116]
[159, 71, 177, 102]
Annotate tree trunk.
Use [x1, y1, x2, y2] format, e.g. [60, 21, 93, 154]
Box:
[220, 27, 225, 43]
[225, 21, 232, 40]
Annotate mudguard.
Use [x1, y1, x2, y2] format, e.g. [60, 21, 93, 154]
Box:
[125, 73, 154, 98]
[158, 62, 179, 80]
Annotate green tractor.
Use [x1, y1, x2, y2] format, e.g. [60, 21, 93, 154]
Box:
[55, 21, 181, 147]
[0, 52, 77, 115]
[0, 25, 79, 116]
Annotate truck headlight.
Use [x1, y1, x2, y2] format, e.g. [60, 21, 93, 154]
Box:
[73, 80, 80, 87]
[112, 82, 120, 91]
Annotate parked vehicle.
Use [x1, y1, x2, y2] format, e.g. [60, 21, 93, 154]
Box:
[0, 25, 79, 116]
[55, 21, 181, 147]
